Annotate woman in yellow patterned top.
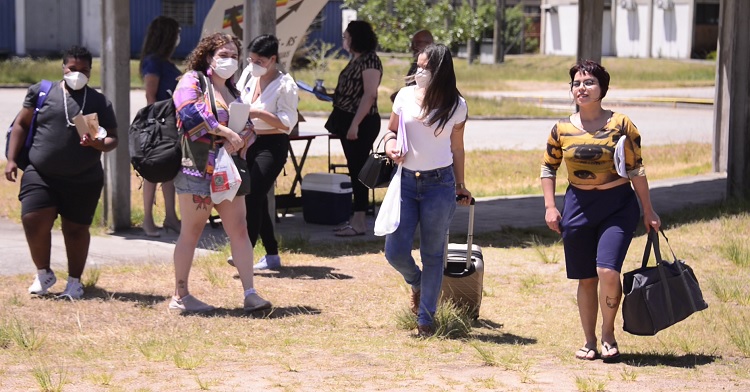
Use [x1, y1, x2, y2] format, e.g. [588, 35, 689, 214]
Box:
[541, 60, 661, 363]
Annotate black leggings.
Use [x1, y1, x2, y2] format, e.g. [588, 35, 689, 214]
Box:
[340, 114, 381, 212]
[244, 134, 288, 255]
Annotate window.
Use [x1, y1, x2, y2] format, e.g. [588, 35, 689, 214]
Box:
[163, 0, 195, 27]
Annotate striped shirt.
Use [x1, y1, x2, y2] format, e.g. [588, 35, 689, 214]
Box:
[333, 51, 382, 115]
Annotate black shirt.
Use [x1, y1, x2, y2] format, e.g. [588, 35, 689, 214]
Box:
[24, 81, 118, 182]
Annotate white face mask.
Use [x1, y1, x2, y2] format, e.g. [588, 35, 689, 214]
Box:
[64, 71, 88, 90]
[414, 67, 431, 89]
[250, 62, 268, 78]
[212, 57, 238, 79]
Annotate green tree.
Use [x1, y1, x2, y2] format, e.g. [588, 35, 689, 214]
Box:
[343, 0, 456, 51]
[343, 0, 537, 54]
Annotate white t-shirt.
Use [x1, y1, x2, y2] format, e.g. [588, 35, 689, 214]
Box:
[237, 68, 298, 133]
[392, 86, 468, 171]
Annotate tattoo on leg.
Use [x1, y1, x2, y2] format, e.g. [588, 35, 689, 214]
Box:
[606, 296, 620, 309]
[193, 195, 211, 210]
[178, 280, 186, 289]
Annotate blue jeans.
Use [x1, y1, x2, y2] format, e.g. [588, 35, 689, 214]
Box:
[385, 165, 457, 327]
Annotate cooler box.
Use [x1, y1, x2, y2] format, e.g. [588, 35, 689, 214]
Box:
[301, 173, 352, 225]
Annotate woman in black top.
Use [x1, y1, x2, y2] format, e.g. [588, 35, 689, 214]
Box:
[323, 20, 382, 236]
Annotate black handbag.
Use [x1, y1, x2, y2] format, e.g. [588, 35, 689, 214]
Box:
[232, 155, 251, 197]
[622, 229, 708, 336]
[358, 135, 394, 189]
[324, 107, 355, 138]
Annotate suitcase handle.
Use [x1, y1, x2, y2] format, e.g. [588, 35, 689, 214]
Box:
[444, 197, 476, 271]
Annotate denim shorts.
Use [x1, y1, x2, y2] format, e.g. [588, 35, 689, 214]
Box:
[174, 171, 211, 197]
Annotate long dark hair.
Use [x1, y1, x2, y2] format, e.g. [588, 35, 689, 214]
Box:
[184, 33, 242, 95]
[139, 16, 180, 76]
[420, 44, 462, 135]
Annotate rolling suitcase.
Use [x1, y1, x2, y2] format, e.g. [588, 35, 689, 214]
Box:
[440, 198, 484, 319]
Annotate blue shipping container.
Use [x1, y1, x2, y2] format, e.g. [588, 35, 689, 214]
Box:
[130, 0, 214, 59]
[305, 0, 344, 54]
[0, 0, 16, 56]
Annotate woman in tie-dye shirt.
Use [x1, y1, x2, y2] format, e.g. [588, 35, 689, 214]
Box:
[169, 33, 272, 315]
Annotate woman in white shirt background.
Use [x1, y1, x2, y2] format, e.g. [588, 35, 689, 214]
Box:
[235, 34, 299, 270]
[383, 44, 471, 337]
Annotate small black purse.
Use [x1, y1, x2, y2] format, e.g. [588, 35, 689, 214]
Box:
[232, 155, 251, 196]
[358, 136, 394, 189]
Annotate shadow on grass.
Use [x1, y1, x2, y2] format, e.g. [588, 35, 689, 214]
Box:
[657, 197, 750, 232]
[469, 318, 537, 345]
[471, 332, 538, 345]
[78, 287, 169, 306]
[253, 265, 353, 280]
[622, 352, 718, 368]
[181, 305, 322, 319]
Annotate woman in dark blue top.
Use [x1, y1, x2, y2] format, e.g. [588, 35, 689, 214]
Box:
[138, 16, 182, 237]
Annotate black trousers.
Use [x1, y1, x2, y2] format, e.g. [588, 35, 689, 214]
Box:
[244, 134, 288, 255]
[340, 113, 381, 212]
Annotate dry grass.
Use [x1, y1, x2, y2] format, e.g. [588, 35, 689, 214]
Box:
[0, 200, 749, 390]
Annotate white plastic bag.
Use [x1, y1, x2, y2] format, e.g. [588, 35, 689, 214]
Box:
[374, 164, 403, 236]
[210, 147, 242, 204]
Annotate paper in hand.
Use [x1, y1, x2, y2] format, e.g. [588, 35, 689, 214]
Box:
[73, 113, 99, 138]
[228, 102, 251, 133]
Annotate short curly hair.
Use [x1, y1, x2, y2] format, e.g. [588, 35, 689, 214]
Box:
[569, 59, 610, 100]
[185, 33, 242, 74]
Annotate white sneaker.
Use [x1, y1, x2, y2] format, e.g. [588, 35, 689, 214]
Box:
[57, 280, 84, 300]
[28, 270, 57, 295]
[253, 255, 281, 270]
[168, 294, 215, 313]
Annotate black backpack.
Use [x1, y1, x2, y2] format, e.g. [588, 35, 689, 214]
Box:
[128, 73, 207, 183]
[128, 99, 181, 183]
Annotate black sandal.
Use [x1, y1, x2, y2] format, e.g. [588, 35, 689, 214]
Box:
[601, 341, 621, 363]
[575, 346, 598, 361]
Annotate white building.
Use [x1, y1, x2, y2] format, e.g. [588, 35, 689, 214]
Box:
[540, 0, 720, 59]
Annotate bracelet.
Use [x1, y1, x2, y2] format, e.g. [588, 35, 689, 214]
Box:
[456, 183, 465, 190]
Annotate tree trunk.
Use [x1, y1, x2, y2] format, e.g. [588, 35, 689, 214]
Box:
[493, 0, 506, 63]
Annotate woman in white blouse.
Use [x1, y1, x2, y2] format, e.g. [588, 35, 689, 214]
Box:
[384, 44, 471, 337]
[235, 34, 298, 270]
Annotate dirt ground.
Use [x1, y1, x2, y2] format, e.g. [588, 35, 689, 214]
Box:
[1, 227, 749, 392]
